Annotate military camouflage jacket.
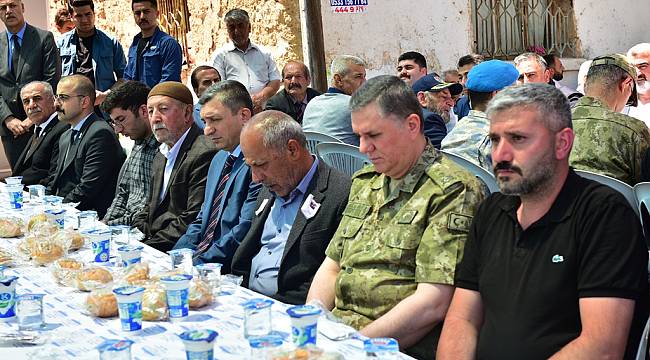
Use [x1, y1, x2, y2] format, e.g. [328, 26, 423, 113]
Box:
[326, 144, 485, 332]
[570, 96, 650, 185]
[441, 110, 492, 171]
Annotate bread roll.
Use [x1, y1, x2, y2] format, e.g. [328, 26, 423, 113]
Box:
[0, 218, 22, 238]
[86, 291, 118, 318]
[75, 267, 113, 291]
[31, 242, 65, 265]
[189, 278, 212, 309]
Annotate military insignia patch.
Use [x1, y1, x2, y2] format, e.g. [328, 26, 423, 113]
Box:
[447, 212, 472, 233]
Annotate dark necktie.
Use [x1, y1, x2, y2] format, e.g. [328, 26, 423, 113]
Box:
[11, 34, 20, 77]
[63, 129, 79, 164]
[25, 126, 41, 158]
[195, 154, 237, 256]
[295, 101, 305, 123]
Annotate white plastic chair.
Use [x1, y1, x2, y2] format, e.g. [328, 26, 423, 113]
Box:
[575, 170, 639, 217]
[440, 150, 499, 194]
[304, 131, 343, 155]
[633, 182, 650, 243]
[316, 142, 371, 178]
[636, 315, 650, 360]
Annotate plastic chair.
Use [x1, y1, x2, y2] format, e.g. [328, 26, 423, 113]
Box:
[633, 182, 650, 247]
[636, 315, 650, 360]
[304, 131, 343, 155]
[574, 170, 639, 217]
[316, 142, 371, 178]
[440, 150, 499, 194]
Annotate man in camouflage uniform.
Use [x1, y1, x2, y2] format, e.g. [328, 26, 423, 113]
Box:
[570, 54, 650, 185]
[442, 59, 519, 170]
[307, 75, 484, 360]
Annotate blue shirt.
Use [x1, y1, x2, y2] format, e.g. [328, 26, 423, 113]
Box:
[454, 95, 471, 121]
[6, 22, 26, 72]
[123, 27, 182, 88]
[193, 103, 205, 130]
[249, 157, 319, 296]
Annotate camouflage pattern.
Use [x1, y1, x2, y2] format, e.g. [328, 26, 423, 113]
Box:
[441, 110, 492, 171]
[325, 143, 484, 357]
[570, 96, 650, 185]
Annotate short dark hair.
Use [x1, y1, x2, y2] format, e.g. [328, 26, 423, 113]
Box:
[55, 8, 72, 27]
[132, 0, 157, 10]
[468, 90, 496, 109]
[199, 80, 254, 115]
[101, 80, 150, 114]
[543, 53, 559, 67]
[458, 54, 484, 68]
[282, 61, 311, 79]
[350, 75, 424, 133]
[398, 51, 427, 69]
[69, 0, 94, 12]
[224, 8, 249, 23]
[60, 74, 96, 105]
[190, 65, 220, 90]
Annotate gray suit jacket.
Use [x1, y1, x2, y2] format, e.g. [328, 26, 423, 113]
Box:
[0, 24, 61, 135]
[231, 160, 351, 305]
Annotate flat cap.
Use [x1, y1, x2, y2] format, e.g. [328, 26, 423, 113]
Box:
[148, 81, 194, 105]
[466, 60, 519, 92]
[411, 74, 463, 96]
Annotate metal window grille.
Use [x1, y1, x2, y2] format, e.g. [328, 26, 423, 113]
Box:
[472, 0, 579, 58]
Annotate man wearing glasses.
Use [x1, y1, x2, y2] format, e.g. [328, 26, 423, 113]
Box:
[47, 75, 125, 217]
[101, 80, 159, 226]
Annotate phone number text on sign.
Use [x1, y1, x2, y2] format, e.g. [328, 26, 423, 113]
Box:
[331, 0, 368, 13]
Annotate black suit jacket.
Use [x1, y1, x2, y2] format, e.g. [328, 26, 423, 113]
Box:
[231, 161, 351, 305]
[13, 115, 69, 186]
[264, 88, 321, 123]
[133, 124, 217, 252]
[47, 113, 125, 217]
[0, 24, 61, 134]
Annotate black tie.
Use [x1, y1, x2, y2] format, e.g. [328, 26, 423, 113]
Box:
[295, 102, 305, 123]
[11, 34, 20, 77]
[64, 129, 79, 164]
[25, 127, 41, 158]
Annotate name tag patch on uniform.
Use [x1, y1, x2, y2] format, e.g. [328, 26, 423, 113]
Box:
[447, 213, 472, 233]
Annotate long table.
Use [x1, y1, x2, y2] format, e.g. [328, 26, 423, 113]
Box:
[0, 192, 413, 359]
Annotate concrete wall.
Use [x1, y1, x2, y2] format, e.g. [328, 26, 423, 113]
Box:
[320, 0, 474, 79]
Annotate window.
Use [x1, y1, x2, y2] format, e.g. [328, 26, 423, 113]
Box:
[472, 0, 579, 59]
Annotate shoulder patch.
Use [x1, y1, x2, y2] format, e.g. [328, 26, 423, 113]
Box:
[447, 212, 472, 233]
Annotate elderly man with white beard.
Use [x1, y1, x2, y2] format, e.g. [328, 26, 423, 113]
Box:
[627, 43, 650, 127]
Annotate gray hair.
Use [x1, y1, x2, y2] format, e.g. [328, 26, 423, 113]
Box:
[243, 110, 307, 153]
[329, 55, 366, 85]
[627, 43, 650, 58]
[514, 52, 548, 69]
[350, 75, 424, 133]
[199, 80, 253, 114]
[584, 64, 629, 94]
[486, 83, 571, 131]
[224, 8, 249, 23]
[21, 81, 54, 99]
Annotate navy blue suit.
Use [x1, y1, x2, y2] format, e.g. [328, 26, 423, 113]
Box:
[173, 149, 261, 272]
[422, 108, 447, 149]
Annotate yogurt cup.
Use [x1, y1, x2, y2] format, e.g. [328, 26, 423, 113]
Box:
[160, 274, 192, 322]
[118, 245, 143, 267]
[178, 329, 218, 360]
[5, 176, 23, 185]
[27, 185, 45, 203]
[0, 276, 18, 321]
[85, 229, 111, 263]
[364, 337, 400, 357]
[44, 208, 66, 229]
[6, 184, 23, 209]
[286, 305, 322, 347]
[97, 339, 134, 360]
[248, 334, 284, 358]
[113, 286, 145, 332]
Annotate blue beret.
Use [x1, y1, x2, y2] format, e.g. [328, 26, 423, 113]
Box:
[466, 60, 519, 92]
[411, 74, 463, 96]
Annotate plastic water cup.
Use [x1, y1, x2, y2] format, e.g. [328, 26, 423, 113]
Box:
[248, 335, 284, 358]
[286, 305, 322, 347]
[0, 276, 18, 321]
[195, 263, 222, 296]
[43, 195, 63, 208]
[44, 208, 66, 229]
[17, 293, 45, 330]
[6, 184, 23, 209]
[160, 274, 192, 322]
[242, 298, 274, 338]
[0, 265, 5, 278]
[364, 338, 400, 359]
[113, 286, 145, 332]
[97, 339, 134, 360]
[169, 248, 193, 275]
[86, 229, 111, 263]
[27, 185, 45, 204]
[77, 210, 98, 231]
[111, 225, 130, 247]
[178, 329, 218, 360]
[118, 245, 143, 267]
[5, 176, 22, 185]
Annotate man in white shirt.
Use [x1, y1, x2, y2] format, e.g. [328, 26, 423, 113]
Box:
[211, 8, 281, 113]
[627, 43, 650, 127]
[132, 81, 217, 252]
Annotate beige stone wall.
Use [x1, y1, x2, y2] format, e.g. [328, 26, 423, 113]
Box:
[47, 0, 302, 80]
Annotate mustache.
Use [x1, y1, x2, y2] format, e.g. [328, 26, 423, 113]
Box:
[55, 106, 65, 114]
[288, 83, 303, 90]
[152, 123, 167, 131]
[493, 161, 523, 176]
[27, 107, 42, 116]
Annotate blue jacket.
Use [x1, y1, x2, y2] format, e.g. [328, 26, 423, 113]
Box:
[57, 28, 126, 91]
[174, 150, 261, 272]
[422, 108, 447, 149]
[454, 95, 471, 121]
[123, 27, 182, 87]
